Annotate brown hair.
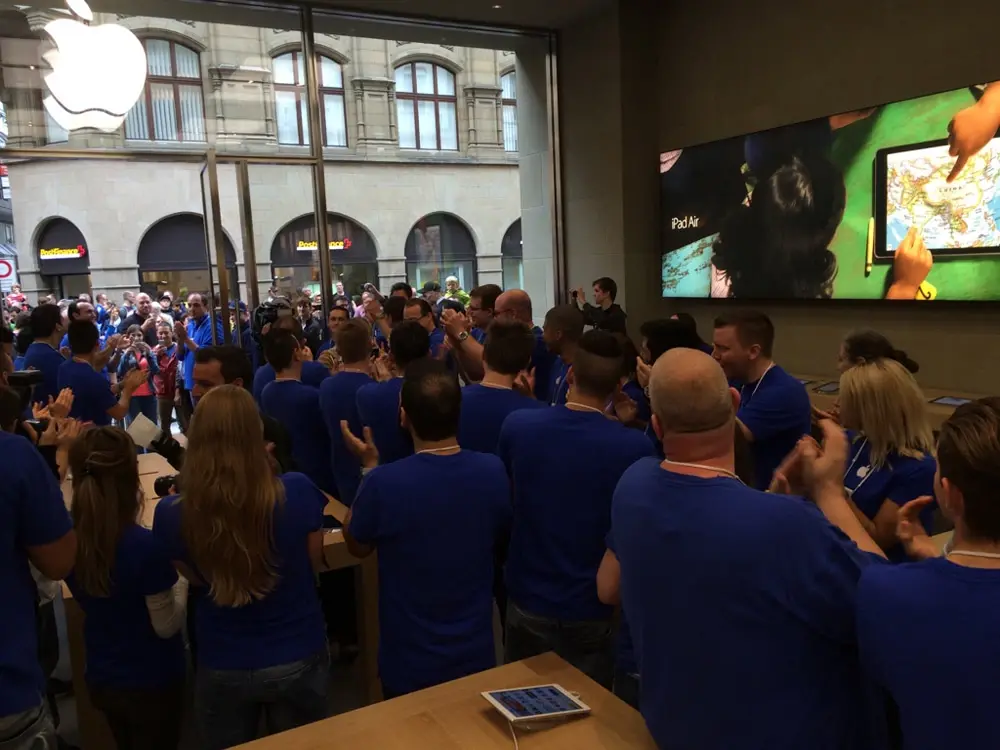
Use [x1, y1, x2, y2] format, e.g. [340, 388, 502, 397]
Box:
[937, 397, 1000, 541]
[69, 427, 141, 597]
[713, 311, 775, 357]
[180, 385, 285, 606]
[335, 318, 372, 365]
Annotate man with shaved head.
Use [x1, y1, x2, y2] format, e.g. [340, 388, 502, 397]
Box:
[599, 348, 886, 750]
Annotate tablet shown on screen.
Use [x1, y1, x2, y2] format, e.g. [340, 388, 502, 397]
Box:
[814, 381, 840, 395]
[482, 685, 591, 724]
[930, 396, 972, 407]
[874, 137, 1000, 261]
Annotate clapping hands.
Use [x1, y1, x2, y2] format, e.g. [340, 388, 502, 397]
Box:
[340, 421, 379, 470]
[33, 388, 74, 421]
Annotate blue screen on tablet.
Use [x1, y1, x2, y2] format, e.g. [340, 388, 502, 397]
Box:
[490, 687, 581, 718]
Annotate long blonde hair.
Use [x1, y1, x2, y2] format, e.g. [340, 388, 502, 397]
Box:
[839, 358, 934, 468]
[70, 427, 142, 598]
[179, 384, 284, 607]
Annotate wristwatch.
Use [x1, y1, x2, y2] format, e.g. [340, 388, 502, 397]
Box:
[456, 331, 469, 343]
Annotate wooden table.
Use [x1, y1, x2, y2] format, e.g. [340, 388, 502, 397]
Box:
[236, 653, 655, 749]
[794, 372, 984, 432]
[61, 454, 381, 750]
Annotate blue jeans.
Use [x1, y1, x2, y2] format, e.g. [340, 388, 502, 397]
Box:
[0, 703, 57, 750]
[504, 601, 614, 689]
[196, 649, 330, 750]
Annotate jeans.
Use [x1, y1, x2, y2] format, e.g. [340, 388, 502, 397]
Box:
[196, 649, 330, 750]
[504, 601, 614, 689]
[157, 397, 179, 435]
[89, 682, 184, 750]
[0, 704, 57, 750]
[613, 668, 641, 710]
[127, 394, 158, 426]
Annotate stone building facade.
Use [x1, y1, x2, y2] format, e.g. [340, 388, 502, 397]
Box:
[0, 7, 523, 302]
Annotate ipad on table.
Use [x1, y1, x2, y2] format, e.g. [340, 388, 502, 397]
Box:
[813, 381, 840, 395]
[929, 396, 972, 407]
[482, 684, 590, 724]
[873, 137, 1000, 262]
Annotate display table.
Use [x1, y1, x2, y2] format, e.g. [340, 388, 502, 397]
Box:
[793, 372, 983, 432]
[61, 453, 380, 750]
[234, 652, 656, 749]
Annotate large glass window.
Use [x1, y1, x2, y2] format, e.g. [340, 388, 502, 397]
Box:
[501, 218, 523, 289]
[394, 62, 458, 151]
[501, 71, 517, 152]
[405, 213, 476, 290]
[125, 39, 206, 142]
[273, 52, 348, 148]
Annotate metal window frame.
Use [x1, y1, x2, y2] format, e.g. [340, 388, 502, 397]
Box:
[394, 61, 458, 152]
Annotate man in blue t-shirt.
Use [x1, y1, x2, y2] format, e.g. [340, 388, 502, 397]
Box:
[403, 297, 448, 361]
[21, 304, 67, 408]
[0, 431, 76, 746]
[857, 397, 1000, 750]
[541, 304, 584, 406]
[260, 329, 336, 496]
[252, 317, 330, 405]
[175, 293, 224, 411]
[59, 321, 148, 426]
[603, 347, 886, 750]
[356, 321, 429, 466]
[712, 311, 811, 489]
[344, 359, 511, 698]
[319, 319, 374, 506]
[499, 330, 654, 688]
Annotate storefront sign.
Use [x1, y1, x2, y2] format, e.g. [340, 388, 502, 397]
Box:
[40, 245, 87, 260]
[297, 238, 352, 252]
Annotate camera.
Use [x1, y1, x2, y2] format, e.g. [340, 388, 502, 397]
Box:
[251, 297, 294, 355]
[153, 474, 179, 498]
[6, 370, 44, 413]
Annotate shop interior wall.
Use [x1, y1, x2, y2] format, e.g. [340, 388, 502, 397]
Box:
[559, 0, 1000, 394]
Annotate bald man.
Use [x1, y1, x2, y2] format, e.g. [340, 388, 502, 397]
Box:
[599, 348, 886, 750]
[442, 288, 556, 399]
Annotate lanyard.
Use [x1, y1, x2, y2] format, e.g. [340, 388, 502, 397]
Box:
[740, 362, 774, 403]
[551, 361, 570, 406]
[843, 438, 873, 498]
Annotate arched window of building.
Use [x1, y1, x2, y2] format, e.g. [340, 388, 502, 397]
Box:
[394, 62, 458, 151]
[273, 52, 348, 148]
[501, 219, 523, 290]
[405, 213, 476, 290]
[137, 213, 237, 300]
[125, 39, 206, 142]
[501, 71, 517, 152]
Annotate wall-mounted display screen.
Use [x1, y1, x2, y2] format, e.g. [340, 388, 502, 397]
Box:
[660, 82, 1000, 301]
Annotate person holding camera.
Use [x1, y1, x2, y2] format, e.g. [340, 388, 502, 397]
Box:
[118, 325, 160, 429]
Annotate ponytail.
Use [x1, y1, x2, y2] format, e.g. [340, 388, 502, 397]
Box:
[890, 348, 919, 374]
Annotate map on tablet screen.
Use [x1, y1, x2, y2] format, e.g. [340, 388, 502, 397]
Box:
[884, 139, 1000, 253]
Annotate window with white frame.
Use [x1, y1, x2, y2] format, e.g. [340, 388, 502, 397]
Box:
[125, 39, 206, 142]
[501, 71, 517, 152]
[394, 62, 458, 151]
[272, 51, 348, 148]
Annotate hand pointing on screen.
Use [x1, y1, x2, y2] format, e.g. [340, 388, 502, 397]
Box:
[947, 82, 1000, 182]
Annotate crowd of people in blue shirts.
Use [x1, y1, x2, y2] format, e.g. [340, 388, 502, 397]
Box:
[1, 274, 998, 750]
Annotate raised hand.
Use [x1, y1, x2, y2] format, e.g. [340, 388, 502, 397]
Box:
[636, 357, 652, 390]
[50, 388, 74, 420]
[514, 367, 536, 398]
[896, 496, 939, 561]
[800, 420, 848, 496]
[123, 368, 148, 393]
[318, 349, 341, 373]
[340, 421, 379, 469]
[947, 91, 1000, 182]
[610, 387, 638, 425]
[372, 354, 392, 382]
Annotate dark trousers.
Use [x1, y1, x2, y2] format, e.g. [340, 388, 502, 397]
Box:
[319, 569, 357, 649]
[504, 601, 614, 689]
[613, 668, 640, 710]
[493, 530, 510, 638]
[177, 387, 194, 433]
[88, 682, 184, 750]
[157, 397, 179, 435]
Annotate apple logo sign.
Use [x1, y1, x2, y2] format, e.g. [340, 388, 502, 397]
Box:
[42, 0, 147, 133]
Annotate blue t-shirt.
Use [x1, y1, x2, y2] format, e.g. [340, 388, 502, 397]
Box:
[349, 452, 512, 695]
[498, 407, 654, 620]
[548, 359, 571, 406]
[261, 380, 337, 496]
[356, 378, 413, 465]
[316, 338, 334, 356]
[613, 459, 883, 750]
[458, 383, 545, 455]
[22, 341, 65, 407]
[183, 315, 223, 390]
[531, 326, 556, 402]
[152, 472, 327, 670]
[429, 327, 447, 359]
[844, 434, 937, 562]
[857, 558, 1000, 750]
[58, 359, 116, 426]
[471, 327, 487, 344]
[605, 530, 636, 675]
[737, 364, 811, 489]
[0, 432, 73, 715]
[252, 361, 330, 406]
[319, 371, 372, 506]
[66, 525, 185, 689]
